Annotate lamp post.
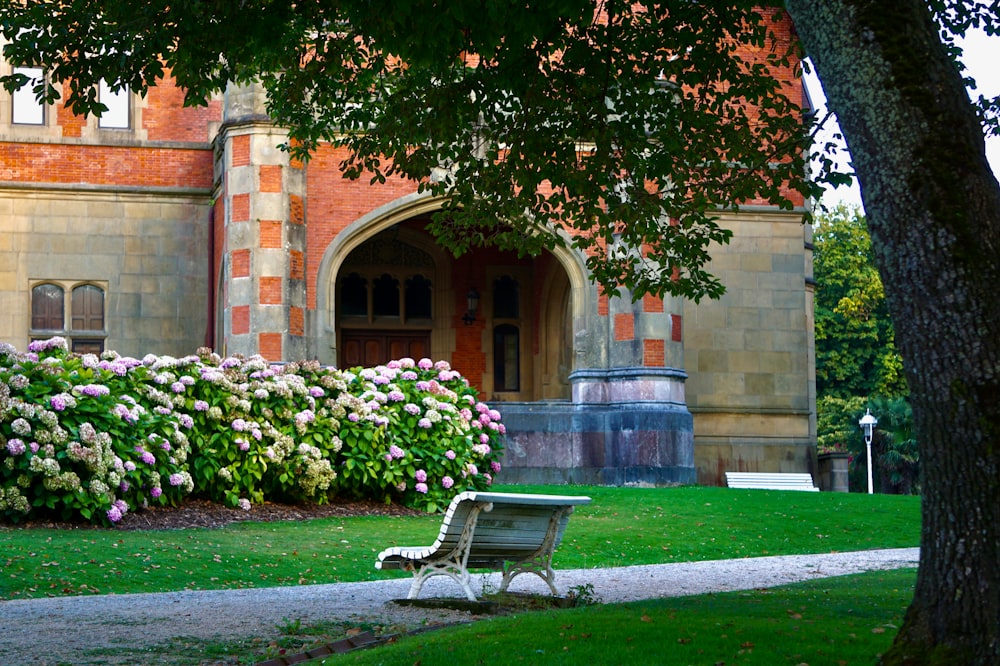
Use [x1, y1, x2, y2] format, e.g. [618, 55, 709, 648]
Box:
[859, 408, 878, 494]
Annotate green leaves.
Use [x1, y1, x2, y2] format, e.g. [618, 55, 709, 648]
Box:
[813, 205, 907, 399]
[0, 0, 821, 301]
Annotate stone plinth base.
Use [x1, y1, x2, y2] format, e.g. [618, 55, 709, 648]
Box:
[498, 367, 695, 486]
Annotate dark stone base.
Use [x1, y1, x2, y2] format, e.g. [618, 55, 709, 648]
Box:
[498, 400, 696, 486]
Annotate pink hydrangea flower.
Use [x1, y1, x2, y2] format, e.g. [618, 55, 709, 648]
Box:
[415, 483, 428, 494]
[441, 476, 454, 489]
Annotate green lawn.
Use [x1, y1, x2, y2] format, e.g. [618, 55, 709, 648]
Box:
[0, 485, 919, 600]
[0, 485, 921, 665]
[326, 569, 916, 666]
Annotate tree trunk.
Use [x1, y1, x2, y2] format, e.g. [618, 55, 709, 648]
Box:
[784, 0, 1000, 663]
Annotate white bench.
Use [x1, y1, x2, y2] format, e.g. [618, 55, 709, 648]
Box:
[375, 491, 591, 601]
[725, 472, 819, 492]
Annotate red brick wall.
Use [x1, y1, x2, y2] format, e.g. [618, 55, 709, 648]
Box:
[231, 135, 251, 168]
[303, 145, 418, 309]
[289, 306, 304, 336]
[671, 314, 683, 342]
[614, 313, 634, 342]
[141, 77, 222, 143]
[231, 249, 251, 278]
[0, 143, 213, 189]
[643, 339, 665, 367]
[642, 293, 664, 313]
[259, 165, 283, 193]
[259, 220, 282, 249]
[230, 194, 250, 222]
[289, 250, 305, 281]
[0, 75, 220, 189]
[232, 305, 250, 335]
[259, 276, 283, 305]
[259, 332, 282, 360]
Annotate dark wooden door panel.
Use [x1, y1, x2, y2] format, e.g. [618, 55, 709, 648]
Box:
[340, 331, 431, 368]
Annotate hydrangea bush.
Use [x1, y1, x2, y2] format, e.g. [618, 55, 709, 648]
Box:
[0, 338, 504, 524]
[0, 339, 191, 524]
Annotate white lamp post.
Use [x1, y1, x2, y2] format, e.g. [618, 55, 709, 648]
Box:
[859, 409, 878, 494]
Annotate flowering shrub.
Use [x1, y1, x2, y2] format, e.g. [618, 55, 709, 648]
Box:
[334, 357, 506, 512]
[0, 339, 505, 524]
[0, 339, 191, 525]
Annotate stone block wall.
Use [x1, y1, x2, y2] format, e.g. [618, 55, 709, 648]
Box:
[0, 189, 212, 357]
[683, 209, 816, 484]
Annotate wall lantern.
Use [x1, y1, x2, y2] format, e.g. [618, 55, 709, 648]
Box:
[859, 408, 878, 495]
[462, 288, 480, 326]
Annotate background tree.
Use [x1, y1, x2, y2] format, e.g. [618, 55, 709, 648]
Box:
[813, 204, 913, 494]
[0, 0, 819, 301]
[3, 0, 999, 661]
[813, 204, 905, 399]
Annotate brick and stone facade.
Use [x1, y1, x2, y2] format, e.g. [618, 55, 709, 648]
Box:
[0, 56, 817, 486]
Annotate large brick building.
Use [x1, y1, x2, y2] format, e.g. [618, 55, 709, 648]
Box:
[0, 58, 817, 487]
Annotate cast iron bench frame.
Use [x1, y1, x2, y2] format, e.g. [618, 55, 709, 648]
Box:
[375, 491, 591, 601]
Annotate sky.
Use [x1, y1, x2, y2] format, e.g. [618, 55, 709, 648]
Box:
[803, 30, 1000, 210]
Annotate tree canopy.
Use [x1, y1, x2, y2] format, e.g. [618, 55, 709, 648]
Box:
[1, 0, 823, 302]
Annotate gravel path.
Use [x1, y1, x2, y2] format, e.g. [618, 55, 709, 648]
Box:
[1, 547, 919, 665]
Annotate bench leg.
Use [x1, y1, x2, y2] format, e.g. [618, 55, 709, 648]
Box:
[405, 501, 492, 602]
[498, 506, 573, 596]
[408, 560, 478, 602]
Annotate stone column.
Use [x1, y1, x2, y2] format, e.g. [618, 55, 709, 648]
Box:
[217, 82, 307, 361]
[500, 282, 696, 485]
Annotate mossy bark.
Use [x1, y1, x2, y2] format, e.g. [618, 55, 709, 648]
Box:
[785, 0, 1000, 663]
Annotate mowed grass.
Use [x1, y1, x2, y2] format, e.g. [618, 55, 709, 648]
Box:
[326, 569, 917, 666]
[0, 485, 920, 600]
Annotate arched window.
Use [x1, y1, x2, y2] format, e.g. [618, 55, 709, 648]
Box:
[30, 281, 107, 353]
[493, 276, 519, 318]
[405, 275, 433, 320]
[372, 273, 400, 318]
[339, 273, 368, 317]
[31, 283, 64, 331]
[493, 324, 520, 391]
[71, 285, 104, 332]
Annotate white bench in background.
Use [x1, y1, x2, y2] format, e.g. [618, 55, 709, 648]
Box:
[725, 472, 819, 492]
[375, 491, 591, 601]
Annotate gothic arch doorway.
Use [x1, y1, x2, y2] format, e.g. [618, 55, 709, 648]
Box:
[316, 196, 588, 399]
[335, 223, 448, 368]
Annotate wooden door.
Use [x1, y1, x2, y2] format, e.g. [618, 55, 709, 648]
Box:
[340, 331, 431, 367]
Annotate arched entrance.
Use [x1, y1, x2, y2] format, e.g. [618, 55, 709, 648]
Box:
[335, 224, 444, 367]
[318, 199, 585, 402]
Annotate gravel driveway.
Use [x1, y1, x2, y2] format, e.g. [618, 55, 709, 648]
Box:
[0, 547, 919, 665]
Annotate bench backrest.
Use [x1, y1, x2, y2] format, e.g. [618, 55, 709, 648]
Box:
[725, 472, 819, 491]
[380, 491, 591, 570]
